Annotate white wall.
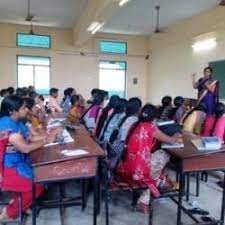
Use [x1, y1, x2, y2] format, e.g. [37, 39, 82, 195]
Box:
[0, 23, 149, 101]
[148, 6, 225, 104]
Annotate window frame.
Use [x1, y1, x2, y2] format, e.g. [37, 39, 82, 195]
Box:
[99, 40, 127, 55]
[17, 55, 51, 95]
[99, 60, 127, 98]
[16, 32, 51, 49]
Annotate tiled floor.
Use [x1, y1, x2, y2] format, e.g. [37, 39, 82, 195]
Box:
[3, 172, 225, 225]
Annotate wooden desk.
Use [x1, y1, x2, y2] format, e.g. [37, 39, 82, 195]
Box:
[30, 126, 105, 225]
[166, 135, 225, 225]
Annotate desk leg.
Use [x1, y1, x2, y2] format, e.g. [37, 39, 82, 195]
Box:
[220, 172, 225, 225]
[32, 181, 36, 225]
[177, 172, 185, 225]
[93, 176, 98, 225]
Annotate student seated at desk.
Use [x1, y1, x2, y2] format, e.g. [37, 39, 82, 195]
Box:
[99, 98, 127, 149]
[82, 94, 104, 132]
[67, 95, 84, 124]
[0, 89, 9, 106]
[60, 88, 75, 117]
[182, 103, 207, 135]
[158, 96, 173, 121]
[48, 88, 63, 117]
[107, 97, 142, 171]
[94, 95, 120, 139]
[116, 104, 181, 211]
[0, 95, 56, 220]
[170, 96, 186, 124]
[212, 103, 225, 143]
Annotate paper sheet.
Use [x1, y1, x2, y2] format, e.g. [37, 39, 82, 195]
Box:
[61, 149, 88, 156]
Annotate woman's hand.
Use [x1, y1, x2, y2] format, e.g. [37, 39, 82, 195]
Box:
[192, 73, 198, 89]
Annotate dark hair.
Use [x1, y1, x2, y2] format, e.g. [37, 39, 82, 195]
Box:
[162, 96, 172, 107]
[99, 98, 127, 142]
[174, 96, 184, 107]
[24, 97, 35, 111]
[7, 87, 15, 95]
[39, 95, 44, 101]
[50, 88, 59, 96]
[70, 95, 80, 106]
[125, 104, 158, 147]
[114, 98, 127, 114]
[126, 97, 142, 116]
[95, 95, 119, 139]
[16, 88, 28, 97]
[108, 95, 120, 108]
[93, 94, 104, 105]
[63, 88, 74, 97]
[91, 88, 99, 97]
[0, 95, 24, 117]
[215, 103, 225, 118]
[0, 89, 8, 97]
[204, 66, 213, 74]
[139, 104, 157, 122]
[28, 91, 38, 99]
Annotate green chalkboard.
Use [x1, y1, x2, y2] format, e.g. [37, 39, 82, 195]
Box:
[209, 60, 225, 100]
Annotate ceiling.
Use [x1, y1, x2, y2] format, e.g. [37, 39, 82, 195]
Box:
[0, 0, 220, 35]
[100, 0, 219, 35]
[0, 0, 89, 28]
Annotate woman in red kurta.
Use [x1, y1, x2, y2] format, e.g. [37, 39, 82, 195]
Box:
[117, 104, 181, 206]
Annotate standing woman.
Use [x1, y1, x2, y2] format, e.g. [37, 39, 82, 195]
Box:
[192, 66, 219, 115]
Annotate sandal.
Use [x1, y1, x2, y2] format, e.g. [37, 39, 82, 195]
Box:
[187, 207, 209, 215]
[201, 216, 217, 225]
[217, 181, 224, 188]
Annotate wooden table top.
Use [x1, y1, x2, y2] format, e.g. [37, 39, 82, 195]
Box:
[166, 133, 225, 160]
[30, 125, 105, 167]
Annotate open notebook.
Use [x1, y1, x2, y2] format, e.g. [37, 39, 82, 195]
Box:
[44, 129, 74, 147]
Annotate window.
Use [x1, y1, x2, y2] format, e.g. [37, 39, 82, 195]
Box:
[17, 33, 51, 48]
[99, 61, 126, 98]
[99, 41, 127, 54]
[17, 56, 50, 95]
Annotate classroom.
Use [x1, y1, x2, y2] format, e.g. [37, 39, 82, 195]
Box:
[0, 0, 225, 225]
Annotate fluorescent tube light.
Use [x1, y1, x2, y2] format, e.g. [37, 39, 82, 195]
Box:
[192, 38, 217, 52]
[91, 22, 104, 34]
[119, 0, 131, 7]
[87, 22, 100, 32]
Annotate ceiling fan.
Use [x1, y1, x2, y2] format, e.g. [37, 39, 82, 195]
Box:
[219, 0, 225, 5]
[154, 5, 166, 33]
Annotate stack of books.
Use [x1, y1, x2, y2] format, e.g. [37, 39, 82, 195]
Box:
[191, 137, 222, 151]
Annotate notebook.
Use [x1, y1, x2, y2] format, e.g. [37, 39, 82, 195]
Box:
[161, 142, 184, 149]
[191, 138, 222, 151]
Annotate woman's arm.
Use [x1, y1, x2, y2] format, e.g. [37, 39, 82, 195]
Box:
[9, 133, 45, 153]
[153, 129, 181, 144]
[192, 73, 198, 89]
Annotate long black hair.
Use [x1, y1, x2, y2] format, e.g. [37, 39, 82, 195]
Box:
[80, 93, 104, 122]
[62, 88, 75, 102]
[24, 97, 35, 111]
[125, 104, 158, 145]
[0, 95, 24, 117]
[215, 102, 225, 118]
[95, 95, 120, 139]
[99, 98, 127, 142]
